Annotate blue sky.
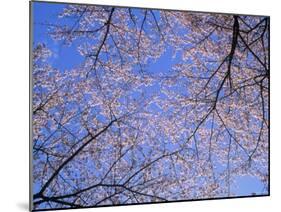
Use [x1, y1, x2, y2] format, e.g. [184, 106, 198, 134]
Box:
[33, 2, 84, 70]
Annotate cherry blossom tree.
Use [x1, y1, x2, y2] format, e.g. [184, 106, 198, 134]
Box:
[32, 3, 269, 210]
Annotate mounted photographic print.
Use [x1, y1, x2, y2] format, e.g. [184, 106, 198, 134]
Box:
[30, 1, 270, 211]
